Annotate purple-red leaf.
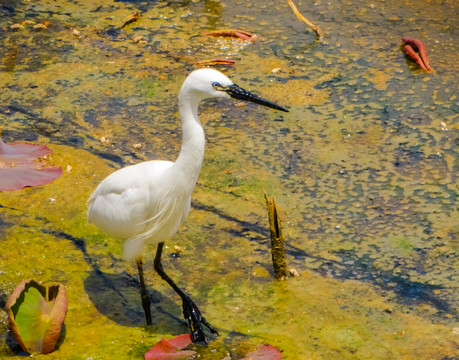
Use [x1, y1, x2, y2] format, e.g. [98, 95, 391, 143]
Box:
[166, 334, 193, 349]
[202, 29, 257, 41]
[145, 334, 195, 360]
[0, 139, 52, 160]
[241, 344, 282, 360]
[401, 37, 433, 71]
[0, 138, 62, 191]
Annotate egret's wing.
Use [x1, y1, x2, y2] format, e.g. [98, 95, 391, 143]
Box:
[123, 179, 191, 260]
[87, 160, 174, 240]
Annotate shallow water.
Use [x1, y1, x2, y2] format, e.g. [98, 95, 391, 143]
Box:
[0, 0, 458, 359]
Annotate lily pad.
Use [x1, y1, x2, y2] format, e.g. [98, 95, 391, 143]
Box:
[6, 279, 68, 354]
[0, 138, 62, 191]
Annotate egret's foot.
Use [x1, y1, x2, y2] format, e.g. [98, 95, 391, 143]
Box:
[182, 295, 219, 344]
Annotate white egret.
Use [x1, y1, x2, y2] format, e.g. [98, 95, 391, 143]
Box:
[87, 68, 288, 343]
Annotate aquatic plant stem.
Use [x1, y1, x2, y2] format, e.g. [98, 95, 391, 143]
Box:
[286, 0, 324, 39]
[264, 191, 288, 280]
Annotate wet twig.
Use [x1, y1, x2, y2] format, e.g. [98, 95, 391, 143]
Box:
[286, 0, 324, 39]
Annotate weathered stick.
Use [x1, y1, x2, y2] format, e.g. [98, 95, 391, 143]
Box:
[121, 11, 141, 29]
[264, 191, 287, 280]
[286, 0, 324, 39]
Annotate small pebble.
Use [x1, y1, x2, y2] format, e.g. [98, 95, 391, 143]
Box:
[289, 268, 300, 277]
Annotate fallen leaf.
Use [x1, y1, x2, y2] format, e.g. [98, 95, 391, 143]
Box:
[202, 29, 257, 41]
[33, 23, 48, 31]
[241, 344, 282, 360]
[166, 334, 193, 349]
[10, 23, 24, 30]
[401, 38, 433, 71]
[194, 59, 235, 66]
[144, 334, 195, 360]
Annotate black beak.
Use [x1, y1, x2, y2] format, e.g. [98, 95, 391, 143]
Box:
[225, 84, 288, 112]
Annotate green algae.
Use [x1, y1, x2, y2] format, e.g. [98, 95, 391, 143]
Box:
[391, 236, 414, 253]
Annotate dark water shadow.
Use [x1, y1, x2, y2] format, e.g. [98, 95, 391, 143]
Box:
[83, 267, 186, 332]
[5, 331, 28, 356]
[84, 268, 147, 326]
[41, 229, 191, 333]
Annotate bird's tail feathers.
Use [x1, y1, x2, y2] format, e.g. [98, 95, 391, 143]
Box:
[123, 195, 179, 261]
[123, 237, 145, 261]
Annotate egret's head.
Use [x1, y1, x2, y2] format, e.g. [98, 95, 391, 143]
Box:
[184, 68, 288, 112]
[183, 69, 233, 99]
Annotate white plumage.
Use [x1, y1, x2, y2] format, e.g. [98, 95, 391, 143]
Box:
[86, 68, 287, 342]
[88, 69, 234, 259]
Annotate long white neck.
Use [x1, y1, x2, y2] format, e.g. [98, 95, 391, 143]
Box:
[172, 87, 206, 189]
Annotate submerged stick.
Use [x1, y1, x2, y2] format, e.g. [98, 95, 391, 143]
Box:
[286, 0, 324, 39]
[264, 191, 287, 280]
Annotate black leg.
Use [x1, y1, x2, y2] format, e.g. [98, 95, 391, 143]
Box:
[136, 256, 152, 325]
[153, 242, 219, 344]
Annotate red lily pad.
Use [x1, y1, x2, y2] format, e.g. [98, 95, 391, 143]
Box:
[0, 138, 62, 191]
[145, 334, 196, 360]
[241, 344, 282, 360]
[6, 279, 68, 354]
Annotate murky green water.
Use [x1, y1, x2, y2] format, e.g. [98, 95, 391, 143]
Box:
[0, 0, 457, 359]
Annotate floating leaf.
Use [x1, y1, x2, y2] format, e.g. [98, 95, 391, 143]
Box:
[144, 334, 196, 360]
[202, 29, 257, 41]
[241, 344, 282, 360]
[0, 138, 62, 191]
[166, 334, 193, 349]
[0, 138, 52, 160]
[194, 59, 236, 67]
[401, 37, 433, 71]
[6, 279, 68, 354]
